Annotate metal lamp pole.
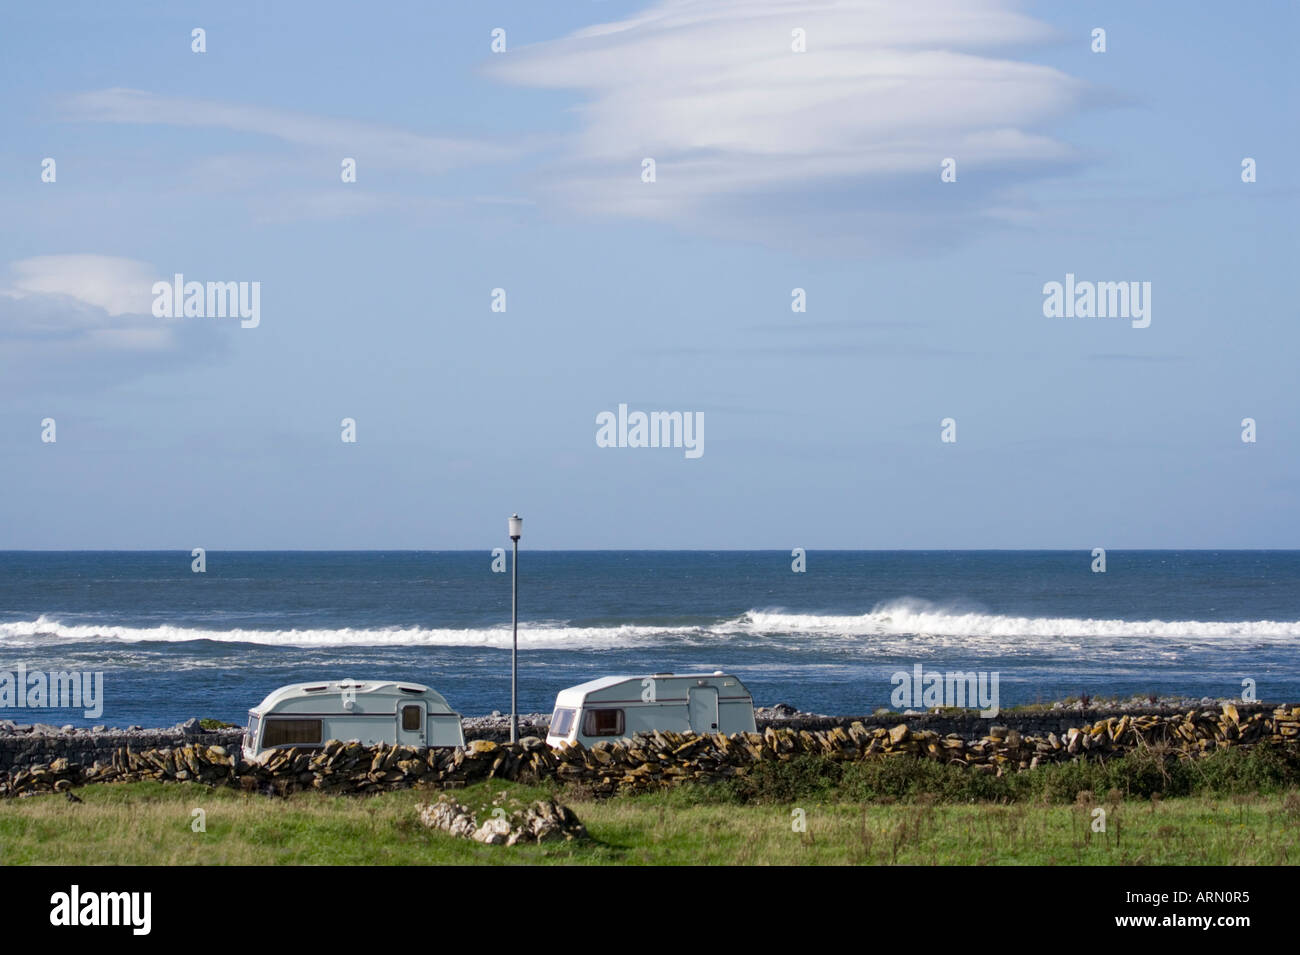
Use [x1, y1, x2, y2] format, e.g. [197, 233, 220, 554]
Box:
[508, 513, 522, 744]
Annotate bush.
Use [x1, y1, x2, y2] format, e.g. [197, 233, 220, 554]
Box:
[775, 745, 1300, 806]
[841, 757, 1004, 804]
[1185, 744, 1300, 796]
[724, 755, 843, 804]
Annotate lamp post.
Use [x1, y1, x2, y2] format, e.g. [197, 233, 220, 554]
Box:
[508, 513, 522, 744]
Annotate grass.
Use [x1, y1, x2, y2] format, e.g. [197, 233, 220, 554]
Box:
[2, 766, 1298, 865]
[0, 780, 608, 866]
[590, 789, 1300, 865]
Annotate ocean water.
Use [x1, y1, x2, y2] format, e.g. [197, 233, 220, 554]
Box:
[1, 550, 1298, 728]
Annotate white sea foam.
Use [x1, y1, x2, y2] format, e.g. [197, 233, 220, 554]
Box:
[739, 598, 1300, 642]
[0, 615, 698, 650]
[3, 598, 1300, 657]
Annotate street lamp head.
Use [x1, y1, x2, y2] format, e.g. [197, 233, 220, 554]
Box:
[508, 513, 522, 541]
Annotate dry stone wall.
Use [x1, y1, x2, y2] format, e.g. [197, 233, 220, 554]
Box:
[2, 703, 1277, 772]
[0, 729, 242, 774]
[4, 703, 1297, 799]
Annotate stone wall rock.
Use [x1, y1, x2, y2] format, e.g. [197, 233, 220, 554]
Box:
[753, 701, 1280, 740]
[417, 795, 586, 845]
[0, 720, 551, 773]
[3, 704, 1297, 799]
[0, 729, 243, 775]
[5, 703, 1273, 772]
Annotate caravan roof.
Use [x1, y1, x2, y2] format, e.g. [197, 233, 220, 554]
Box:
[554, 672, 751, 702]
[252, 680, 457, 714]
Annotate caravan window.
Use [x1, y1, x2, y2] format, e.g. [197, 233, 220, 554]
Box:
[551, 707, 575, 738]
[261, 718, 323, 748]
[401, 705, 422, 731]
[582, 708, 624, 737]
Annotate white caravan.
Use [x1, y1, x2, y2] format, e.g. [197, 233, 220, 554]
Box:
[546, 672, 757, 748]
[242, 680, 464, 761]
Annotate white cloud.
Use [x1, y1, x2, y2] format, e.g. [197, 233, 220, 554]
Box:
[0, 256, 192, 365]
[0, 254, 234, 394]
[8, 255, 159, 317]
[489, 0, 1092, 244]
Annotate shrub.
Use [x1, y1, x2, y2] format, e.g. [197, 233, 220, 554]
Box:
[841, 757, 1004, 803]
[1185, 744, 1300, 796]
[828, 745, 1300, 806]
[724, 755, 843, 804]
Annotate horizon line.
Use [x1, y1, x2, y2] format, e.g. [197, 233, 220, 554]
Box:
[2, 547, 1299, 554]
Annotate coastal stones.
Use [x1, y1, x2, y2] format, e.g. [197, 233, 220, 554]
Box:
[417, 795, 586, 845]
[418, 798, 479, 840]
[521, 800, 586, 843]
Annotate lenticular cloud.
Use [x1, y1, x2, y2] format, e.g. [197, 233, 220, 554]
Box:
[489, 0, 1093, 246]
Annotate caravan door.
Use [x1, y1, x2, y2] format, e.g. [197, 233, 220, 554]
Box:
[688, 685, 719, 734]
[397, 701, 427, 746]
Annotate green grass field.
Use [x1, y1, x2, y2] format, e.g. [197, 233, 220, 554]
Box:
[2, 777, 1297, 865]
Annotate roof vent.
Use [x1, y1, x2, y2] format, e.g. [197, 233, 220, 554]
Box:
[398, 686, 423, 694]
[303, 685, 327, 692]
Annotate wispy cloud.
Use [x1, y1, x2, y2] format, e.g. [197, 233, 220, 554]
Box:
[62, 88, 518, 175]
[1086, 353, 1187, 363]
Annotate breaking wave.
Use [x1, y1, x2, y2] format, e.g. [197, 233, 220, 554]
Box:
[739, 598, 1300, 641]
[0, 615, 696, 650]
[2, 598, 1298, 652]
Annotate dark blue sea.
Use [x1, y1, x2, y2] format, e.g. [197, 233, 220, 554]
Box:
[1, 551, 1298, 727]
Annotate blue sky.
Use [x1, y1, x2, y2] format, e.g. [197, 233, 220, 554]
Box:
[1, 0, 1296, 549]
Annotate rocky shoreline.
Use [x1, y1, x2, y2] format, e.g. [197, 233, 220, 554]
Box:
[0, 717, 218, 738]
